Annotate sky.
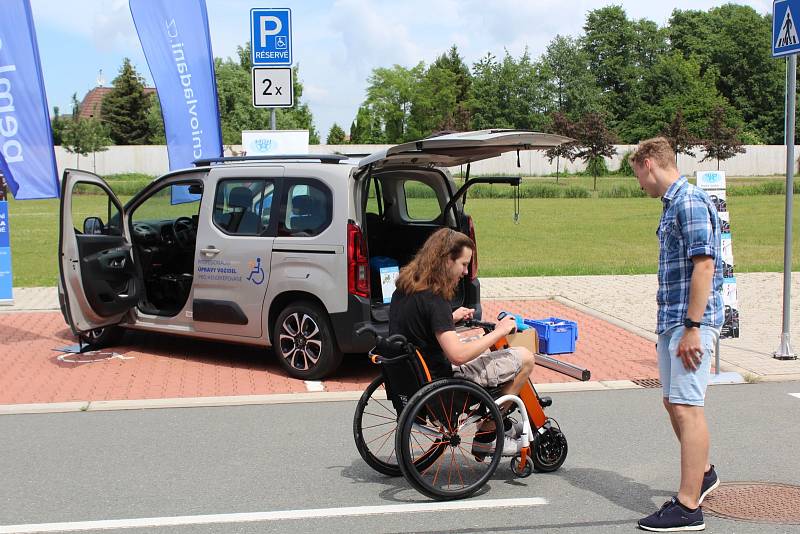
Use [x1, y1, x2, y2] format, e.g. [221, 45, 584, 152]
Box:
[29, 0, 772, 143]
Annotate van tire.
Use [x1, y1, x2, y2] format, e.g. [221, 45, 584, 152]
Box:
[273, 301, 343, 380]
[79, 325, 125, 348]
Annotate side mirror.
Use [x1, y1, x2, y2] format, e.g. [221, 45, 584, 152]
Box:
[83, 216, 105, 235]
[188, 184, 203, 195]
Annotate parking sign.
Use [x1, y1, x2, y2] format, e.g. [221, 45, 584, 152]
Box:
[251, 8, 292, 66]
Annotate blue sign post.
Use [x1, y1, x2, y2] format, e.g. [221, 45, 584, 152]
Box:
[251, 8, 292, 66]
[772, 0, 798, 359]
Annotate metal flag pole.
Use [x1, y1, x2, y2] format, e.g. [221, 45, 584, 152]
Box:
[775, 53, 797, 360]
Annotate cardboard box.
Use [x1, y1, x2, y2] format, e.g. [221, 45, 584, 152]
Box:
[505, 329, 538, 354]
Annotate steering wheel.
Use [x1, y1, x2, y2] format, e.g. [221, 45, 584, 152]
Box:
[172, 217, 195, 250]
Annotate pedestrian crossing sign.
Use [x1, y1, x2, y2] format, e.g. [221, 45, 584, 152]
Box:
[774, 0, 800, 56]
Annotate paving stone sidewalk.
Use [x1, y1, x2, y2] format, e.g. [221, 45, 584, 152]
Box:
[3, 272, 800, 381]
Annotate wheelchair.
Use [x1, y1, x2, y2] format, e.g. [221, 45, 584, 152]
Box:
[353, 320, 568, 500]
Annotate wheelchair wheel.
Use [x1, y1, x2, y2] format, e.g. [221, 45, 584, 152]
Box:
[532, 422, 568, 473]
[353, 375, 444, 477]
[396, 379, 504, 500]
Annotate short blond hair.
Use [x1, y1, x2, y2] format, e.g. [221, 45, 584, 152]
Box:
[630, 137, 677, 170]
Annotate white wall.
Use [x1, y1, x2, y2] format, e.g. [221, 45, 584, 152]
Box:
[54, 144, 798, 178]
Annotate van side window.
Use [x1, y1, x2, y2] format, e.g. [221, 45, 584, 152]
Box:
[402, 180, 441, 221]
[71, 182, 123, 236]
[213, 180, 273, 236]
[279, 181, 332, 237]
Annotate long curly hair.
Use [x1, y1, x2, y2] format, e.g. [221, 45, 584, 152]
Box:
[395, 228, 475, 300]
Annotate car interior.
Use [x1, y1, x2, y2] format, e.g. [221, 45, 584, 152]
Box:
[129, 183, 202, 317]
[363, 169, 468, 319]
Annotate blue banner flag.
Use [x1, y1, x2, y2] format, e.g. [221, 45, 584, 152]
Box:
[0, 0, 59, 200]
[129, 0, 222, 203]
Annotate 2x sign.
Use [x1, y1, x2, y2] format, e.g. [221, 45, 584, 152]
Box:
[251, 8, 292, 66]
[252, 67, 294, 108]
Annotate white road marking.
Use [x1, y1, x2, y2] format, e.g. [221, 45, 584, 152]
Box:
[0, 498, 547, 533]
[304, 380, 325, 392]
[790, 393, 800, 400]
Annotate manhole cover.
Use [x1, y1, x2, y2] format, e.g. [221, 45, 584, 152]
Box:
[632, 378, 661, 388]
[703, 482, 800, 524]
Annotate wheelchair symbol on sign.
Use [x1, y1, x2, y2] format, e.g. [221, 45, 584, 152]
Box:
[247, 257, 265, 285]
[275, 36, 287, 49]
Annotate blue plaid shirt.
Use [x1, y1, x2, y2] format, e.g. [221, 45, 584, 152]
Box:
[656, 177, 724, 334]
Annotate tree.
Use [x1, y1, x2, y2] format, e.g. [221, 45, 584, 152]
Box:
[51, 106, 67, 146]
[146, 94, 166, 144]
[617, 52, 734, 143]
[660, 108, 699, 163]
[101, 58, 153, 144]
[364, 63, 422, 142]
[582, 6, 668, 125]
[407, 64, 459, 140]
[326, 123, 346, 144]
[701, 106, 746, 170]
[572, 112, 618, 190]
[669, 5, 784, 143]
[349, 105, 383, 144]
[540, 35, 602, 119]
[63, 118, 111, 170]
[468, 50, 550, 131]
[544, 112, 578, 182]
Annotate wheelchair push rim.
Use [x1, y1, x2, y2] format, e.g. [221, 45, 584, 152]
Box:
[353, 375, 445, 477]
[396, 380, 504, 500]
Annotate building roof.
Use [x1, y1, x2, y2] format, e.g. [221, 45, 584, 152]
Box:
[79, 86, 157, 120]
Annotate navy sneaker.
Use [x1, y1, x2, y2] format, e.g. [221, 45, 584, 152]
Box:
[638, 497, 705, 531]
[699, 465, 719, 505]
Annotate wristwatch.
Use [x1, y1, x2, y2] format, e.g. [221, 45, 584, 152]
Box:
[684, 317, 702, 329]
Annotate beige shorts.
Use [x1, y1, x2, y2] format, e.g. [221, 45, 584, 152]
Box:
[452, 348, 523, 387]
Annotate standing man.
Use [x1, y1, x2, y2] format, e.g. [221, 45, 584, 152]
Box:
[631, 138, 724, 532]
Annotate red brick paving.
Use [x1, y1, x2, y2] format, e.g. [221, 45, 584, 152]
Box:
[0, 300, 659, 405]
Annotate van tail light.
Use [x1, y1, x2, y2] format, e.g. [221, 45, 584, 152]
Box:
[467, 215, 478, 281]
[347, 222, 370, 298]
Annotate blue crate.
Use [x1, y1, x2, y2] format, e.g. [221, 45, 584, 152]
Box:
[524, 317, 578, 354]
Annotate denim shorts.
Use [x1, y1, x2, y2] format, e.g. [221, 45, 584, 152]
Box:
[657, 325, 719, 406]
[452, 348, 522, 387]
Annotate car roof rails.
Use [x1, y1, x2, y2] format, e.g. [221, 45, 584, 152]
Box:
[194, 154, 349, 166]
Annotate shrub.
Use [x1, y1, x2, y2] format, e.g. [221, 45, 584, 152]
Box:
[618, 151, 635, 176]
[563, 186, 591, 198]
[585, 156, 609, 177]
[599, 184, 647, 198]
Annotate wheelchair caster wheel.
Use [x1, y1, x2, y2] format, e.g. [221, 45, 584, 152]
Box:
[511, 456, 532, 478]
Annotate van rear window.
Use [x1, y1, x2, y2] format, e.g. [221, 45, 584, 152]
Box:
[402, 180, 441, 221]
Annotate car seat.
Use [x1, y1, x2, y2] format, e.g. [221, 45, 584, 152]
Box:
[289, 193, 327, 234]
[217, 186, 261, 234]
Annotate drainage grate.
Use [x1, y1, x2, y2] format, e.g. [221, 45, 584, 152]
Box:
[703, 482, 800, 524]
[632, 378, 662, 388]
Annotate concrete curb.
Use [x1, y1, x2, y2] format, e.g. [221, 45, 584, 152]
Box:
[0, 380, 649, 415]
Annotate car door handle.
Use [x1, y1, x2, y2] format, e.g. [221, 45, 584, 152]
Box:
[200, 246, 221, 256]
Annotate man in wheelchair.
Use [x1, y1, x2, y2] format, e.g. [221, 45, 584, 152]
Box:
[389, 228, 535, 457]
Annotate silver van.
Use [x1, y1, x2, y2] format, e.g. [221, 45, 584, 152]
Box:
[59, 130, 567, 379]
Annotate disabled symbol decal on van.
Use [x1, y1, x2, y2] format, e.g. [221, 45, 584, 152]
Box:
[247, 257, 266, 285]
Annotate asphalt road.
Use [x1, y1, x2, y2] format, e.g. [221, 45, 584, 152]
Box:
[1, 381, 799, 533]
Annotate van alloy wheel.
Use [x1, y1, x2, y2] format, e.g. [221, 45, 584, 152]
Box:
[273, 301, 343, 380]
[278, 312, 323, 371]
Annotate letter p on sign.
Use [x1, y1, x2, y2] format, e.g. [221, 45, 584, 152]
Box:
[259, 16, 282, 47]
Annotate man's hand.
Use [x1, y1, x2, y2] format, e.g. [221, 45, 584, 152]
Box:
[452, 307, 475, 323]
[497, 315, 518, 336]
[677, 327, 703, 371]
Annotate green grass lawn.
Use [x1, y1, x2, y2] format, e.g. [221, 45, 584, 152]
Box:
[7, 192, 798, 286]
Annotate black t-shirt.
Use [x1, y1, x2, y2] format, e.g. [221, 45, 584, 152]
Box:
[389, 289, 455, 379]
